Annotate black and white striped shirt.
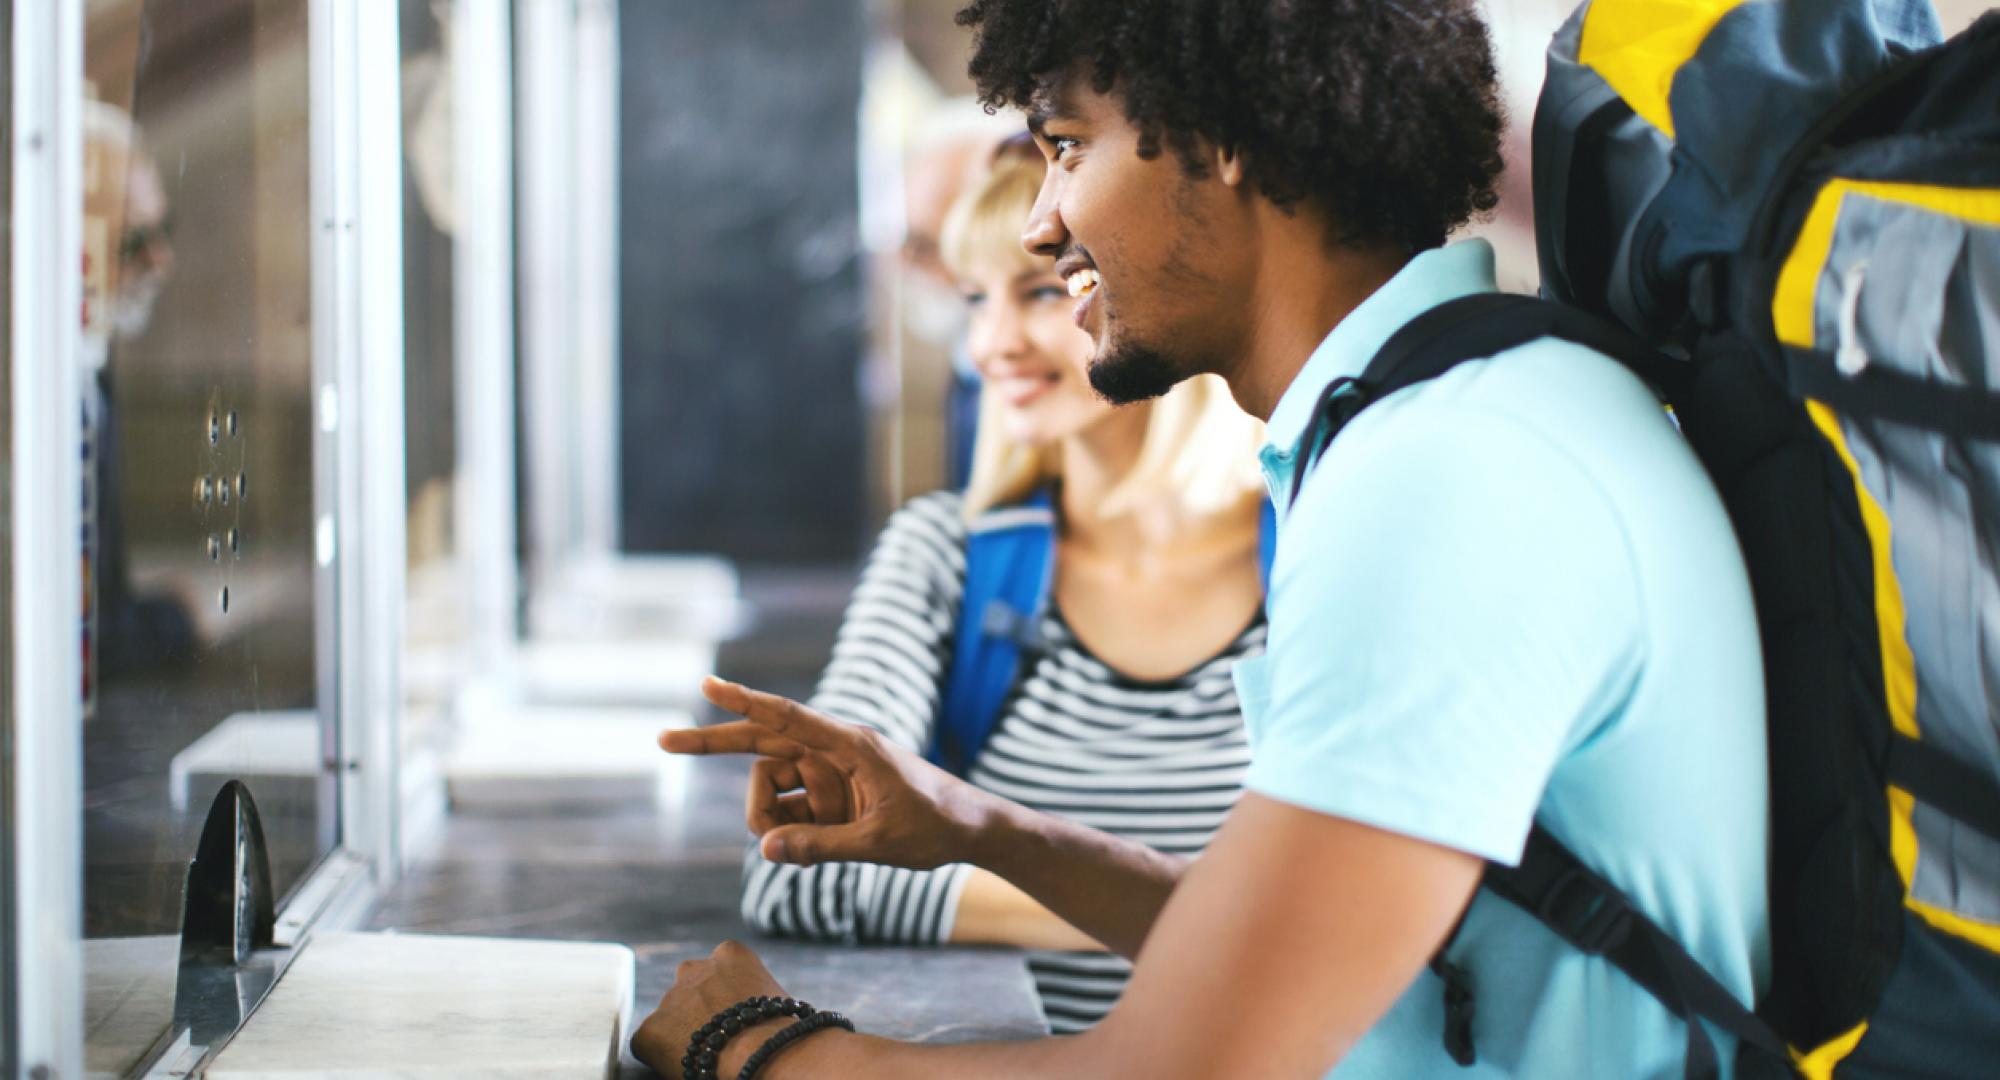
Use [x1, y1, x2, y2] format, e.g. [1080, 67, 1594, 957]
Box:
[740, 491, 1263, 1033]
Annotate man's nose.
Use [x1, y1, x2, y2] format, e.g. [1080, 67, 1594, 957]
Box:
[1021, 172, 1067, 258]
[139, 236, 173, 275]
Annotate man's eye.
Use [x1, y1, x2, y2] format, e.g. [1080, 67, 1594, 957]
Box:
[962, 291, 987, 308]
[1028, 286, 1067, 303]
[1051, 137, 1080, 160]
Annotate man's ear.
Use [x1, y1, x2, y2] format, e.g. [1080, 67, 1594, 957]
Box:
[1215, 144, 1248, 188]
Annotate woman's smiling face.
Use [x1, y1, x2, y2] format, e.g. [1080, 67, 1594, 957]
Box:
[960, 256, 1119, 446]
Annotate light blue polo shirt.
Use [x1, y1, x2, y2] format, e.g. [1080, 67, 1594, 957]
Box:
[1231, 240, 1770, 1079]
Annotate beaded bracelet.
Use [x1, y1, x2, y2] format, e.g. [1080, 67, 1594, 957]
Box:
[735, 1010, 856, 1080]
[682, 996, 814, 1080]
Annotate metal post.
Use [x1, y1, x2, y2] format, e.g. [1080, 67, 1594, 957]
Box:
[307, 0, 357, 870]
[308, 0, 407, 890]
[9, 0, 85, 1073]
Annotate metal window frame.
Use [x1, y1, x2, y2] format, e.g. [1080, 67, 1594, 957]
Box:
[1, 4, 14, 1069]
[7, 1, 85, 1077]
[342, 0, 411, 890]
[303, 0, 407, 905]
[308, 0, 354, 875]
[2, 2, 410, 1072]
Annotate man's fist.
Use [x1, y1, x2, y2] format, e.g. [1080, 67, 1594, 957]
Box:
[630, 941, 790, 1079]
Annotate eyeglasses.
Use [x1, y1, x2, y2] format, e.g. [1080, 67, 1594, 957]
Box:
[118, 217, 174, 263]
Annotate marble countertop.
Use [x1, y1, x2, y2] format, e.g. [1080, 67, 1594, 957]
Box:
[204, 932, 635, 1079]
[366, 753, 1048, 1078]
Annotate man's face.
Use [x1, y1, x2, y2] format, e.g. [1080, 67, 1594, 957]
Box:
[1022, 79, 1251, 405]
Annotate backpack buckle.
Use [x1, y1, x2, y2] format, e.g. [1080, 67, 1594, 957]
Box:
[1536, 867, 1634, 956]
[980, 600, 1046, 652]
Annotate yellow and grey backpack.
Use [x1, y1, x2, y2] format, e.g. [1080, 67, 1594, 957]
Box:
[1532, 1, 2000, 1075]
[1298, 3, 1999, 1078]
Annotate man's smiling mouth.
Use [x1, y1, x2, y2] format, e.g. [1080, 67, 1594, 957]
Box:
[1063, 267, 1101, 330]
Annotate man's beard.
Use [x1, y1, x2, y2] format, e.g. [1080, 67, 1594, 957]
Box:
[110, 272, 164, 339]
[1088, 337, 1189, 405]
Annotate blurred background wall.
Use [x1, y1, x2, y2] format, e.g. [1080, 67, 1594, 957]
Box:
[617, 1, 870, 564]
[612, 0, 1993, 574]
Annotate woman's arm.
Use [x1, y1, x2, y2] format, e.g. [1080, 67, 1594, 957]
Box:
[739, 853, 972, 946]
[736, 495, 994, 949]
[947, 867, 1105, 952]
[681, 679, 1191, 959]
[724, 494, 1168, 954]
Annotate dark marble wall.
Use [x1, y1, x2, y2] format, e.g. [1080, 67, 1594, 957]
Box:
[617, 0, 870, 564]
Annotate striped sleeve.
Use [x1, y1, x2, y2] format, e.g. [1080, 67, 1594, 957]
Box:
[739, 492, 977, 946]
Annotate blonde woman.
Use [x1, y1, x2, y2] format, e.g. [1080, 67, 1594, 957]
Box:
[737, 150, 1268, 1033]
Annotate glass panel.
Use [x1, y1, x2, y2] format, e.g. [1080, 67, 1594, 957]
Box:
[401, 0, 465, 761]
[81, 0, 330, 1071]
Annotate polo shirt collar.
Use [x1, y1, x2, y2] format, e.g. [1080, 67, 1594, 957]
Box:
[1262, 239, 1501, 463]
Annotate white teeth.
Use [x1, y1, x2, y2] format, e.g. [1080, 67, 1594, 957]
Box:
[1066, 269, 1101, 298]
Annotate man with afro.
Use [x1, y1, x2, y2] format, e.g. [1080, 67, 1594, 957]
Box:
[635, 3, 1768, 1077]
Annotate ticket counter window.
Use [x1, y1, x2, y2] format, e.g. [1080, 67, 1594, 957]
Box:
[81, 0, 330, 1071]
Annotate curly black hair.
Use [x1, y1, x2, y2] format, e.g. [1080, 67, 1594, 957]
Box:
[955, 0, 1505, 252]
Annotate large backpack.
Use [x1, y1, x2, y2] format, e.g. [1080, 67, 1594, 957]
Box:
[928, 489, 1276, 776]
[1295, 3, 2000, 1077]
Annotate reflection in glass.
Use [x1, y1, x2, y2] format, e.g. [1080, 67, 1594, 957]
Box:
[81, 0, 329, 1071]
[403, 0, 467, 760]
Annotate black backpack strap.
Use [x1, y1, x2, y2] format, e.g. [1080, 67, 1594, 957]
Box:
[1429, 917, 1480, 1067]
[1360, 292, 1691, 402]
[1884, 732, 2000, 842]
[1784, 348, 2000, 442]
[1290, 293, 1691, 510]
[1483, 827, 1790, 1080]
[1298, 294, 1789, 1074]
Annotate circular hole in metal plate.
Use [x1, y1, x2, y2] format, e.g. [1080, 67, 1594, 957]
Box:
[218, 483, 231, 507]
[219, 587, 230, 614]
[209, 415, 220, 445]
[236, 473, 247, 500]
[227, 410, 240, 438]
[207, 536, 221, 561]
[228, 528, 240, 553]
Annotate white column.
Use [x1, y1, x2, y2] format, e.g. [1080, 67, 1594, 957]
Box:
[516, 0, 582, 579]
[454, 0, 521, 691]
[574, 0, 622, 558]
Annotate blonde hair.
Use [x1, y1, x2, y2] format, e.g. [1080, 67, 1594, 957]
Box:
[941, 154, 1266, 523]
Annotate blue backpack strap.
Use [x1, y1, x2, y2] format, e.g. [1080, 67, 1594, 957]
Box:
[934, 491, 1275, 776]
[932, 489, 1056, 776]
[1257, 497, 1277, 592]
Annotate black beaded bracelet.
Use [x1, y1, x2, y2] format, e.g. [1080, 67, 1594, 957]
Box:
[735, 1010, 856, 1080]
[681, 996, 814, 1080]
